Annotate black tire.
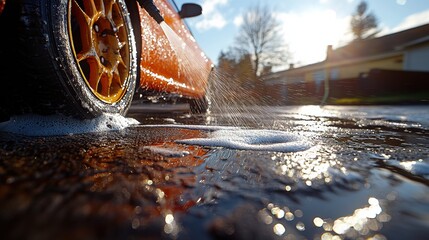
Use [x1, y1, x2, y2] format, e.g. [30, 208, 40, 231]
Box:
[0, 0, 137, 119]
[188, 96, 210, 114]
[0, 0, 21, 120]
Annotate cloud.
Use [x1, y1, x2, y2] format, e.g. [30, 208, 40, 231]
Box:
[233, 15, 243, 27]
[196, 12, 227, 30]
[396, 0, 407, 5]
[195, 0, 228, 31]
[378, 9, 429, 37]
[200, 0, 228, 14]
[392, 9, 429, 32]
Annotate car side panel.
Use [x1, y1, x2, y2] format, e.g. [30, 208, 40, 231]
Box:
[161, 0, 213, 95]
[137, 0, 212, 98]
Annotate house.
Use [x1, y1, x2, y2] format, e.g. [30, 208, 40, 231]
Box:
[264, 23, 429, 105]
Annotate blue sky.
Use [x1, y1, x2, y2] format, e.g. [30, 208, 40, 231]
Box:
[174, 0, 429, 68]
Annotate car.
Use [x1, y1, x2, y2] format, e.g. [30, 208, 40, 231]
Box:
[0, 0, 213, 121]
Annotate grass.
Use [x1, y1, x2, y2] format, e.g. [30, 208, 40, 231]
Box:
[331, 92, 429, 105]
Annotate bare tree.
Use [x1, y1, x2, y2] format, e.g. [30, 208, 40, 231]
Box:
[234, 3, 288, 79]
[350, 1, 379, 40]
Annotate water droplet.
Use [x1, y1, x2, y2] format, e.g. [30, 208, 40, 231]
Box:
[258, 210, 273, 224]
[165, 214, 174, 224]
[294, 209, 303, 218]
[132, 218, 140, 229]
[271, 207, 285, 219]
[296, 222, 305, 231]
[314, 217, 324, 227]
[273, 223, 286, 236]
[285, 212, 294, 221]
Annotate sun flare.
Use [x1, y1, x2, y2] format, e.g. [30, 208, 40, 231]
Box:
[278, 9, 352, 66]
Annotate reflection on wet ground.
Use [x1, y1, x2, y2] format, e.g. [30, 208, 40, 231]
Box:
[0, 105, 428, 239]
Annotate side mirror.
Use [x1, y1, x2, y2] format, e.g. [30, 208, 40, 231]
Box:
[179, 3, 202, 18]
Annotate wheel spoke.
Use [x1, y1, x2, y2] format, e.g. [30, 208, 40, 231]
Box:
[82, 0, 99, 19]
[72, 0, 92, 55]
[111, 59, 123, 88]
[87, 57, 103, 90]
[99, 71, 113, 96]
[104, 0, 114, 17]
[95, 0, 107, 17]
[112, 71, 123, 92]
[72, 0, 91, 24]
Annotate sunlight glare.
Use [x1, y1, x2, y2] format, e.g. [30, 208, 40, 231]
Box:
[297, 105, 326, 117]
[278, 9, 351, 66]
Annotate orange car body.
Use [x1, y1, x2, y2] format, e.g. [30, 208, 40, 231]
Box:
[137, 0, 213, 99]
[0, 0, 4, 14]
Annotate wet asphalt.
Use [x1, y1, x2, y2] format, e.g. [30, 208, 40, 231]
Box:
[0, 104, 428, 240]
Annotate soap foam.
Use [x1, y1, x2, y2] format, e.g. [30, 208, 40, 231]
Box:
[143, 124, 311, 153]
[0, 113, 140, 136]
[176, 128, 311, 153]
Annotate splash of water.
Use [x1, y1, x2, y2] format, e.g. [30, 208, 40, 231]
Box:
[160, 22, 210, 92]
[208, 60, 276, 126]
[160, 22, 277, 128]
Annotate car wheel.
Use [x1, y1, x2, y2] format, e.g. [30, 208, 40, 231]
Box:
[1, 0, 137, 119]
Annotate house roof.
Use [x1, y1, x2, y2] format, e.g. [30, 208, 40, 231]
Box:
[263, 23, 429, 82]
[328, 23, 429, 62]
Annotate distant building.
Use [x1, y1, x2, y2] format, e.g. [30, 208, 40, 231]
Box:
[264, 23, 429, 105]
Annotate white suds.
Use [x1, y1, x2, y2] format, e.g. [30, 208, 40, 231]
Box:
[0, 113, 139, 136]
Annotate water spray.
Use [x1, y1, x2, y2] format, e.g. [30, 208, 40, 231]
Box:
[137, 0, 164, 24]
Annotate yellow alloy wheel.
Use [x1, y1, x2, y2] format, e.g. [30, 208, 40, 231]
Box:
[69, 0, 131, 103]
